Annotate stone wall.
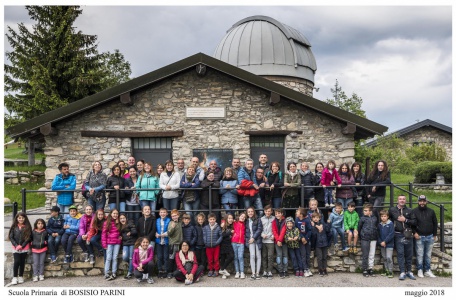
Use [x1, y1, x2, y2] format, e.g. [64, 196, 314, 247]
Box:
[4, 223, 452, 279]
[262, 75, 315, 97]
[401, 127, 452, 161]
[42, 68, 355, 209]
[4, 170, 45, 185]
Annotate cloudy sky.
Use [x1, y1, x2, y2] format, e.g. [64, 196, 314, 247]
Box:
[3, 3, 453, 134]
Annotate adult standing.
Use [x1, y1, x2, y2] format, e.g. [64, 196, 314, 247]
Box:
[254, 154, 270, 174]
[125, 166, 141, 224]
[180, 165, 201, 222]
[388, 195, 416, 280]
[266, 162, 284, 210]
[411, 195, 438, 278]
[106, 164, 127, 213]
[135, 162, 159, 211]
[84, 161, 107, 211]
[127, 156, 136, 168]
[231, 158, 241, 177]
[282, 162, 301, 218]
[159, 160, 181, 211]
[207, 160, 223, 181]
[200, 171, 221, 221]
[237, 158, 259, 209]
[351, 162, 366, 216]
[366, 160, 391, 218]
[335, 163, 355, 210]
[51, 162, 77, 213]
[299, 162, 315, 209]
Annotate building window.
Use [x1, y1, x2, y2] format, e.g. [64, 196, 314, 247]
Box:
[250, 136, 284, 148]
[133, 137, 172, 149]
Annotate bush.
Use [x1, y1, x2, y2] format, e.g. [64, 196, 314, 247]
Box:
[414, 161, 452, 183]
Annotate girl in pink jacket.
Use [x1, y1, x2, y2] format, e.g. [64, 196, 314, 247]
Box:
[102, 209, 121, 280]
[132, 237, 155, 284]
[320, 160, 342, 208]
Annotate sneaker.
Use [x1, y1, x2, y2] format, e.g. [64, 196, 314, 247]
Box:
[69, 254, 74, 263]
[295, 271, 300, 277]
[112, 273, 117, 280]
[417, 269, 424, 278]
[381, 270, 388, 276]
[83, 252, 90, 262]
[424, 271, 436, 278]
[353, 247, 358, 254]
[39, 275, 44, 281]
[330, 203, 335, 208]
[299, 271, 304, 277]
[224, 270, 230, 276]
[11, 277, 18, 285]
[142, 273, 148, 280]
[304, 270, 310, 277]
[185, 279, 191, 285]
[284, 271, 289, 277]
[407, 272, 416, 280]
[17, 277, 24, 284]
[64, 255, 70, 263]
[213, 271, 219, 277]
[250, 274, 256, 280]
[166, 273, 172, 279]
[234, 272, 240, 279]
[323, 270, 328, 276]
[399, 272, 406, 280]
[256, 273, 261, 280]
[319, 271, 324, 277]
[33, 276, 38, 282]
[207, 271, 213, 277]
[363, 270, 369, 277]
[267, 272, 273, 279]
[240, 272, 246, 279]
[124, 273, 132, 279]
[222, 275, 227, 279]
[308, 270, 313, 277]
[105, 274, 111, 280]
[368, 269, 376, 277]
[89, 254, 95, 264]
[219, 269, 226, 276]
[388, 272, 394, 278]
[136, 279, 142, 283]
[147, 278, 154, 284]
[342, 247, 350, 252]
[50, 255, 57, 263]
[348, 247, 354, 254]
[262, 271, 268, 278]
[325, 203, 330, 208]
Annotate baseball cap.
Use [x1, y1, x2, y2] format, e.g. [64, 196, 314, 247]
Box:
[69, 205, 78, 211]
[50, 206, 60, 212]
[418, 195, 427, 201]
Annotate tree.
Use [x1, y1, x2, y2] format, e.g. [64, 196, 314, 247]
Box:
[325, 80, 367, 118]
[4, 6, 131, 121]
[99, 50, 132, 88]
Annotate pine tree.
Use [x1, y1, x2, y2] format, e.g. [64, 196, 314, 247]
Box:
[325, 79, 367, 118]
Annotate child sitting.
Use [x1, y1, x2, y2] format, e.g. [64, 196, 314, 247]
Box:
[378, 209, 394, 278]
[61, 205, 81, 263]
[132, 237, 155, 284]
[328, 202, 347, 254]
[344, 201, 360, 254]
[46, 206, 64, 263]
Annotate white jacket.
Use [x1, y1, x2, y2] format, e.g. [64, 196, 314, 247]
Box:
[159, 171, 181, 199]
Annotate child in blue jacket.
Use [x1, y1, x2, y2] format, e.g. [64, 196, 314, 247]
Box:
[155, 207, 171, 278]
[328, 202, 346, 253]
[378, 209, 395, 278]
[295, 207, 312, 277]
[61, 205, 81, 263]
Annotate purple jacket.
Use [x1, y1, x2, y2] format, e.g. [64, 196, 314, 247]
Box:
[79, 213, 94, 236]
[132, 245, 154, 269]
[320, 168, 341, 186]
[101, 220, 122, 248]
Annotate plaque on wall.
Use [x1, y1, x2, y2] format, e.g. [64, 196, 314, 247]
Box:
[193, 149, 233, 170]
[186, 106, 226, 119]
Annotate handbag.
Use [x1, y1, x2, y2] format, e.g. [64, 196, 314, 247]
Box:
[81, 182, 89, 199]
[403, 226, 413, 239]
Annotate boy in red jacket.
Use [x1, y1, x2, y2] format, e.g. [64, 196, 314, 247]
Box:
[272, 208, 288, 278]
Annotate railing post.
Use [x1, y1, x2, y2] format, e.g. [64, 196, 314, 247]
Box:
[408, 182, 413, 208]
[13, 201, 18, 219]
[116, 189, 120, 211]
[208, 185, 212, 215]
[440, 204, 445, 252]
[21, 188, 26, 213]
[389, 183, 394, 207]
[300, 184, 305, 208]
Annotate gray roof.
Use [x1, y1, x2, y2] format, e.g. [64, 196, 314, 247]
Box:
[364, 119, 452, 147]
[5, 53, 387, 140]
[213, 15, 317, 83]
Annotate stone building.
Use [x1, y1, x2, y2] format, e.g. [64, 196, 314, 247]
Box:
[365, 119, 452, 161]
[6, 16, 387, 208]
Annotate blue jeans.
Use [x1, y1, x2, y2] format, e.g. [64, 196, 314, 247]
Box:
[336, 198, 351, 210]
[243, 196, 264, 217]
[163, 197, 179, 211]
[288, 247, 303, 271]
[272, 197, 282, 209]
[88, 197, 106, 211]
[47, 234, 62, 256]
[415, 234, 434, 271]
[140, 200, 156, 212]
[394, 233, 413, 273]
[105, 244, 121, 275]
[108, 202, 126, 214]
[122, 245, 135, 274]
[61, 232, 77, 256]
[126, 204, 141, 225]
[331, 226, 346, 249]
[184, 198, 201, 221]
[324, 187, 335, 205]
[299, 242, 311, 271]
[232, 243, 244, 273]
[222, 203, 237, 216]
[275, 244, 288, 272]
[57, 204, 70, 214]
[155, 243, 169, 272]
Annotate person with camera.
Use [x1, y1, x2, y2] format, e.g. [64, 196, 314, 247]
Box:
[388, 195, 415, 280]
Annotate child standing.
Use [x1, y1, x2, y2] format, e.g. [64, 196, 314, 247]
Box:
[328, 202, 347, 254]
[132, 237, 155, 284]
[168, 209, 183, 278]
[155, 207, 171, 278]
[46, 206, 64, 263]
[219, 213, 235, 278]
[9, 212, 32, 285]
[102, 209, 122, 280]
[232, 211, 246, 279]
[310, 212, 331, 276]
[272, 208, 288, 278]
[378, 209, 395, 278]
[120, 214, 138, 279]
[203, 213, 222, 277]
[359, 203, 378, 277]
[344, 201, 360, 254]
[194, 213, 207, 272]
[320, 160, 342, 208]
[285, 217, 304, 277]
[260, 205, 275, 279]
[295, 207, 312, 277]
[246, 206, 263, 280]
[136, 205, 156, 249]
[182, 213, 197, 250]
[61, 205, 81, 263]
[31, 219, 48, 282]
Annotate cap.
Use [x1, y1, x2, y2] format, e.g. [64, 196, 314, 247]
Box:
[418, 195, 427, 201]
[50, 206, 60, 212]
[69, 205, 78, 211]
[285, 217, 294, 223]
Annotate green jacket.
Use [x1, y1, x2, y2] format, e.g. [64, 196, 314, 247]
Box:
[344, 210, 360, 230]
[284, 227, 300, 249]
[168, 220, 183, 245]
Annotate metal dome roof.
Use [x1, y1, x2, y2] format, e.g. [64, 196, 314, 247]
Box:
[213, 15, 317, 83]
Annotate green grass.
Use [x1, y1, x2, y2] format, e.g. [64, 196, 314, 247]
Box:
[4, 142, 45, 160]
[389, 173, 452, 222]
[4, 165, 46, 172]
[4, 180, 46, 213]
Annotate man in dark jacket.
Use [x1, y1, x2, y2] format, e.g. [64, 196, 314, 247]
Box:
[254, 153, 270, 174]
[389, 195, 416, 280]
[411, 195, 438, 278]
